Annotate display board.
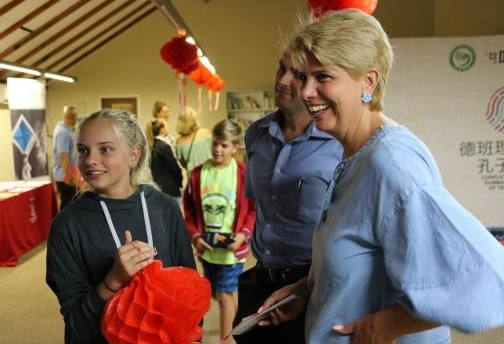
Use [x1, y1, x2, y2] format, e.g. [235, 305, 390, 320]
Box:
[386, 35, 504, 226]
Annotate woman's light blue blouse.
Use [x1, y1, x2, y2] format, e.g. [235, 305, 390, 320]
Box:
[306, 125, 504, 344]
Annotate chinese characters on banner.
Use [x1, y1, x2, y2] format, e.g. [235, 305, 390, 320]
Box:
[459, 140, 504, 191]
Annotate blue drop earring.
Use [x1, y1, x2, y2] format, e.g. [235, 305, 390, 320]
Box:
[361, 92, 372, 104]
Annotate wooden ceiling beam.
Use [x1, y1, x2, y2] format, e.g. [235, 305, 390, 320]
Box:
[0, 0, 61, 41]
[10, 0, 117, 64]
[58, 6, 156, 73]
[0, 0, 27, 17]
[28, 0, 139, 71]
[0, 0, 91, 60]
[48, 2, 155, 72]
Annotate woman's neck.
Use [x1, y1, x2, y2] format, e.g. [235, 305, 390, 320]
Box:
[342, 112, 395, 158]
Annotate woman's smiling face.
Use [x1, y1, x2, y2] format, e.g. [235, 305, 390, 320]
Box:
[297, 53, 367, 138]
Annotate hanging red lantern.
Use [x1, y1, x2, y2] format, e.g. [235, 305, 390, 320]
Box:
[189, 63, 213, 85]
[160, 36, 199, 74]
[209, 75, 224, 92]
[203, 73, 220, 90]
[308, 0, 378, 17]
[102, 260, 211, 344]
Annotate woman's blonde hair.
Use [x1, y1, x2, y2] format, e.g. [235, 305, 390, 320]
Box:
[152, 101, 169, 118]
[175, 107, 201, 136]
[79, 109, 148, 186]
[288, 9, 393, 111]
[145, 118, 168, 152]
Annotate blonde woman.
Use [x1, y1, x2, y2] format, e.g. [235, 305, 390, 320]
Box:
[175, 107, 212, 174]
[259, 9, 504, 344]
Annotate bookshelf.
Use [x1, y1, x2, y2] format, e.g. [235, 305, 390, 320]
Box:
[226, 90, 276, 128]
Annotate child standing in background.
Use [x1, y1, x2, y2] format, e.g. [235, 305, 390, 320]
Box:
[46, 109, 196, 344]
[183, 119, 255, 343]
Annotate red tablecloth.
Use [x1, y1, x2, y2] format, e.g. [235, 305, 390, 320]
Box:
[0, 181, 58, 266]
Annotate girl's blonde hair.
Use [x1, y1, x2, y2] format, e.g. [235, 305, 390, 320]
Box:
[288, 9, 393, 112]
[175, 107, 201, 136]
[79, 108, 148, 186]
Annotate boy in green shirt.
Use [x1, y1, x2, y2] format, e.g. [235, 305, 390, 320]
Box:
[183, 119, 255, 343]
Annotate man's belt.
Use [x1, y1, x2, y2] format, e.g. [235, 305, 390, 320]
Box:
[255, 260, 310, 284]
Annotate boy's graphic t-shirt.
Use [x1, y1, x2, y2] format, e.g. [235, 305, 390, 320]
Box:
[200, 159, 238, 265]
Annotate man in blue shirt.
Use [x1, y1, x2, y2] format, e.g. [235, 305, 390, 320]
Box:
[233, 53, 343, 343]
[52, 105, 77, 210]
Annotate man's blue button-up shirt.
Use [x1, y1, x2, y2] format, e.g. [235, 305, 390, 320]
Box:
[245, 110, 343, 268]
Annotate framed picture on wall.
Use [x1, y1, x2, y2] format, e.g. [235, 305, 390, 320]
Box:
[100, 96, 139, 115]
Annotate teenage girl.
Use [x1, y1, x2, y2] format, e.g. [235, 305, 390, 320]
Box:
[46, 109, 196, 344]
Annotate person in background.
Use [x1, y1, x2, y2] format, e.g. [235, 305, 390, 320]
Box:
[146, 118, 183, 202]
[258, 9, 504, 344]
[46, 109, 195, 344]
[152, 100, 176, 149]
[183, 119, 255, 343]
[232, 51, 343, 344]
[175, 107, 212, 175]
[52, 105, 78, 210]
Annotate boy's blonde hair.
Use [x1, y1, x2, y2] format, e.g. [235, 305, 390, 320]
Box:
[212, 119, 243, 146]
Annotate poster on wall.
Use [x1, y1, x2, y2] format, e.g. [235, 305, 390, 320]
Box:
[7, 78, 47, 180]
[385, 35, 504, 227]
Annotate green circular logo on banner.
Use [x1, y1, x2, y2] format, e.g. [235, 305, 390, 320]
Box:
[449, 45, 476, 72]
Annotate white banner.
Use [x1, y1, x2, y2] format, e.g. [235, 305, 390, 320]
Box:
[386, 35, 504, 226]
[7, 78, 48, 180]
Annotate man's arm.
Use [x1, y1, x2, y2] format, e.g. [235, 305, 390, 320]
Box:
[60, 152, 76, 186]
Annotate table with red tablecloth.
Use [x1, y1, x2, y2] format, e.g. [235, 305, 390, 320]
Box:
[0, 180, 58, 267]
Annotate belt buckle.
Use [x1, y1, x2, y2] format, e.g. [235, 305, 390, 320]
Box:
[268, 268, 288, 283]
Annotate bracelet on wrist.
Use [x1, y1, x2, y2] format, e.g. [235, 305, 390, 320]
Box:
[103, 279, 120, 293]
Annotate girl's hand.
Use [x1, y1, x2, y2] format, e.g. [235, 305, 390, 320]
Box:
[104, 230, 156, 291]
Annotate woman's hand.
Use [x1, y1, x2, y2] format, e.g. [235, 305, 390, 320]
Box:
[332, 304, 439, 344]
[258, 277, 309, 326]
[101, 230, 156, 294]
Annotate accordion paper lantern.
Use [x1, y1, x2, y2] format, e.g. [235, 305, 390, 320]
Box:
[189, 63, 213, 85]
[102, 260, 211, 344]
[160, 36, 200, 75]
[308, 0, 378, 17]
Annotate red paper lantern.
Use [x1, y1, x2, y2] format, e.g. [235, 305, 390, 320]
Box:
[189, 63, 213, 85]
[203, 74, 219, 90]
[308, 0, 378, 17]
[102, 260, 211, 344]
[209, 75, 224, 92]
[160, 36, 199, 74]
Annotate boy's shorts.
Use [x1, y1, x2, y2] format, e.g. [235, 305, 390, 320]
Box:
[202, 260, 244, 294]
